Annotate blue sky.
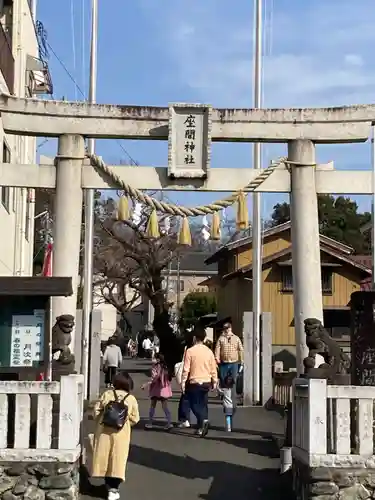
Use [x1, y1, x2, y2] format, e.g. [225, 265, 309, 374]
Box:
[37, 0, 375, 221]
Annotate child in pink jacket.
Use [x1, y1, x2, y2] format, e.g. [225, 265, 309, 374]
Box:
[142, 353, 173, 430]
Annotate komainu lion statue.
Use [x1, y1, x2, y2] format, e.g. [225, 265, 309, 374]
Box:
[303, 318, 350, 382]
[51, 314, 75, 365]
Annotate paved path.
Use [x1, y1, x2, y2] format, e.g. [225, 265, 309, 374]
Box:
[82, 358, 288, 500]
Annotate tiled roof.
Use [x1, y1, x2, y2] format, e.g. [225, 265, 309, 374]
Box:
[361, 278, 373, 291]
[351, 255, 372, 268]
[169, 252, 217, 274]
[223, 246, 372, 281]
[205, 221, 354, 264]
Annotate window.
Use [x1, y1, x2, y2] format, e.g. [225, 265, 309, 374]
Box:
[281, 269, 293, 292]
[163, 278, 184, 292]
[321, 269, 333, 294]
[25, 189, 31, 241]
[1, 141, 11, 212]
[281, 268, 333, 294]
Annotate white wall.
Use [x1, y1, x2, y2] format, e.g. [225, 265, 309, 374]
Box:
[0, 0, 39, 276]
[93, 303, 118, 342]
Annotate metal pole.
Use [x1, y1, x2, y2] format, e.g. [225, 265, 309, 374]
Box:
[45, 212, 53, 382]
[176, 253, 181, 311]
[81, 0, 98, 399]
[252, 0, 263, 404]
[372, 127, 375, 288]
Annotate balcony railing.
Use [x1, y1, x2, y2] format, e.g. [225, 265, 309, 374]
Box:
[0, 21, 14, 93]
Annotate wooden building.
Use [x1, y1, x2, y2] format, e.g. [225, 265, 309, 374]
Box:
[205, 222, 371, 369]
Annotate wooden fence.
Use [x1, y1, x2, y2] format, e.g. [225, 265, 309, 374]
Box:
[0, 375, 84, 462]
[293, 378, 375, 467]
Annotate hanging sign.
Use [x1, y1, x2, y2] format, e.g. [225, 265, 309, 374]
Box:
[168, 103, 212, 179]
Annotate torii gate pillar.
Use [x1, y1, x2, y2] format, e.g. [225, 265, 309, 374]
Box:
[289, 139, 323, 375]
[51, 134, 85, 352]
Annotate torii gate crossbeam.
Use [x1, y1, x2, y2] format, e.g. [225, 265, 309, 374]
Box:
[0, 93, 373, 382]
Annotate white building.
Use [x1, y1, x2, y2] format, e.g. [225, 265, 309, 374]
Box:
[0, 0, 52, 275]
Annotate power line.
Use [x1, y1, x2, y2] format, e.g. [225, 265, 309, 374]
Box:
[44, 40, 139, 166]
[82, 0, 86, 97]
[46, 41, 86, 98]
[70, 0, 78, 101]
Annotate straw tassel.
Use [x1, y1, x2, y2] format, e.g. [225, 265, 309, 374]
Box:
[146, 209, 160, 238]
[178, 217, 192, 246]
[211, 212, 221, 240]
[236, 191, 249, 230]
[117, 196, 130, 221]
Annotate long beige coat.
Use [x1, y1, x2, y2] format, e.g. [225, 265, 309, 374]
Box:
[91, 389, 140, 481]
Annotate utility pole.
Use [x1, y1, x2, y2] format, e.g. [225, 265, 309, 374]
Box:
[176, 252, 181, 312]
[372, 127, 375, 288]
[252, 0, 263, 405]
[81, 0, 98, 399]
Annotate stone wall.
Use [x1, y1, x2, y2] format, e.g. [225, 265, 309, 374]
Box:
[293, 458, 375, 500]
[0, 461, 79, 500]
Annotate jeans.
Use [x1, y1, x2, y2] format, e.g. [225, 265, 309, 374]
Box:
[219, 362, 239, 386]
[186, 383, 210, 428]
[178, 392, 191, 422]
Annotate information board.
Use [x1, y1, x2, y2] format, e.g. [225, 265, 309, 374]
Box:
[10, 310, 45, 367]
[351, 291, 375, 386]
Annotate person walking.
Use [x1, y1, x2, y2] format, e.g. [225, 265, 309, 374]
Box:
[103, 337, 123, 388]
[142, 353, 173, 430]
[181, 327, 218, 437]
[215, 318, 244, 386]
[175, 336, 194, 428]
[91, 371, 140, 500]
[142, 335, 154, 359]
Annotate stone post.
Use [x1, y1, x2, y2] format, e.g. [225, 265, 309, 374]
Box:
[52, 134, 84, 352]
[288, 140, 323, 375]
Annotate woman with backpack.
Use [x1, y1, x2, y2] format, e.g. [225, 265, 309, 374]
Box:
[142, 353, 173, 430]
[91, 371, 140, 500]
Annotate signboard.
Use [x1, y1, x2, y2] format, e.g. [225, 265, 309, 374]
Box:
[10, 310, 45, 367]
[351, 291, 375, 385]
[168, 103, 212, 179]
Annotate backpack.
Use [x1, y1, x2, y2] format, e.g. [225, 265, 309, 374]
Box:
[101, 390, 129, 430]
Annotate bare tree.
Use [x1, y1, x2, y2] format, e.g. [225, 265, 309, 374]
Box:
[94, 207, 183, 368]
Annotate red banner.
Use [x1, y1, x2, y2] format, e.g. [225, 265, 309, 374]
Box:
[41, 242, 53, 277]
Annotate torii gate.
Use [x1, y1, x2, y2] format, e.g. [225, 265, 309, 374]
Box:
[0, 94, 374, 377]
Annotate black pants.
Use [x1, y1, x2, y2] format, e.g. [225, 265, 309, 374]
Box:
[104, 366, 117, 386]
[186, 383, 210, 428]
[105, 477, 122, 490]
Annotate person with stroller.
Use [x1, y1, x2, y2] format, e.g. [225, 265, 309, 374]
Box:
[215, 318, 244, 387]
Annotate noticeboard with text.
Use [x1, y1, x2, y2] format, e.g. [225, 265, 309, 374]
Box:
[10, 310, 45, 367]
[0, 296, 47, 369]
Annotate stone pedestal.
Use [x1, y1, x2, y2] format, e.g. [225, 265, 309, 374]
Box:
[0, 461, 79, 500]
[293, 459, 375, 500]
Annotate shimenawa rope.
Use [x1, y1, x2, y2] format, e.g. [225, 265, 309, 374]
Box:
[88, 154, 290, 217]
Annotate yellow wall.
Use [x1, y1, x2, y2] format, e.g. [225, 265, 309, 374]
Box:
[215, 228, 365, 345]
[262, 262, 361, 345]
[216, 277, 251, 336]
[237, 233, 291, 269]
